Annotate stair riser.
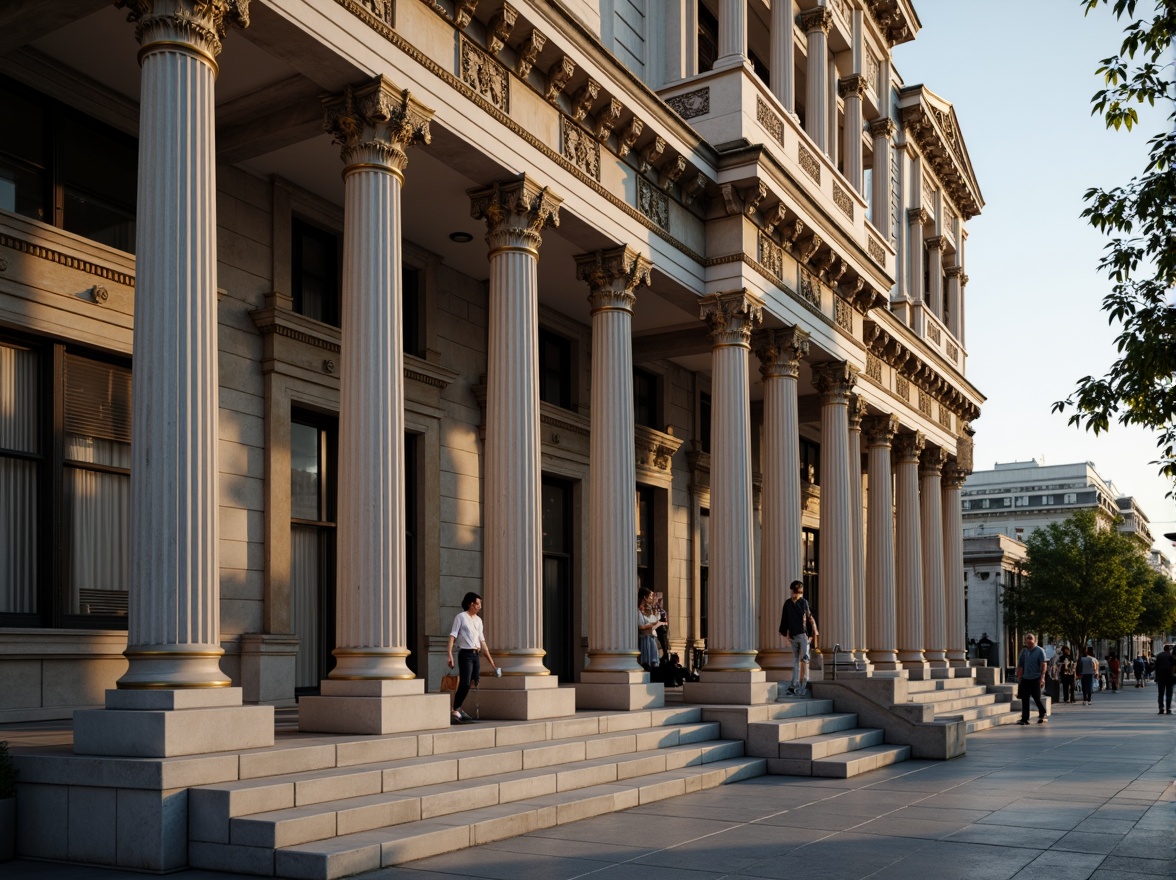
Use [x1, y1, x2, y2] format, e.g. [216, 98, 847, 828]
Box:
[776, 729, 884, 760]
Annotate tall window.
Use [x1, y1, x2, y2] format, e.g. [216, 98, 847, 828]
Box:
[0, 336, 132, 627]
[697, 2, 719, 73]
[634, 368, 659, 430]
[699, 507, 710, 641]
[699, 392, 712, 454]
[290, 412, 337, 690]
[802, 527, 820, 618]
[0, 77, 137, 253]
[292, 218, 341, 327]
[636, 484, 656, 592]
[538, 328, 573, 409]
[800, 437, 820, 485]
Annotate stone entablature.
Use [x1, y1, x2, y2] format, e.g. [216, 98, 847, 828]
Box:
[898, 86, 984, 220]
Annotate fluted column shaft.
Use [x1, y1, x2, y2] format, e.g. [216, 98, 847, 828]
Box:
[926, 236, 945, 318]
[717, 0, 746, 67]
[907, 209, 927, 303]
[893, 432, 925, 667]
[848, 396, 866, 664]
[869, 119, 896, 238]
[754, 328, 809, 674]
[770, 0, 794, 112]
[800, 9, 832, 151]
[812, 362, 857, 662]
[920, 447, 948, 667]
[942, 464, 969, 665]
[577, 248, 652, 672]
[120, 1, 248, 689]
[863, 415, 899, 668]
[700, 291, 763, 671]
[945, 265, 963, 339]
[322, 79, 433, 680]
[839, 76, 867, 194]
[470, 177, 563, 676]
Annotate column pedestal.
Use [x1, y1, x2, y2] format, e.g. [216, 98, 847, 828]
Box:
[684, 669, 773, 706]
[471, 675, 576, 720]
[576, 671, 663, 711]
[299, 680, 450, 734]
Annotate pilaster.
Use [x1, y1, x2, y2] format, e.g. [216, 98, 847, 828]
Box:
[926, 235, 946, 318]
[799, 8, 833, 152]
[811, 361, 858, 670]
[869, 118, 896, 238]
[893, 431, 927, 675]
[919, 446, 948, 669]
[862, 415, 899, 670]
[574, 246, 662, 710]
[942, 463, 970, 666]
[683, 291, 770, 705]
[907, 208, 928, 303]
[848, 394, 868, 668]
[754, 327, 810, 680]
[770, 0, 795, 112]
[839, 75, 868, 193]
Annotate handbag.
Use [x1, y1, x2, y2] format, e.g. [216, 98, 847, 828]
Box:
[440, 673, 459, 692]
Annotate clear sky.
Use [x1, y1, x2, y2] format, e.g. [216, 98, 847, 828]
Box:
[892, 0, 1176, 561]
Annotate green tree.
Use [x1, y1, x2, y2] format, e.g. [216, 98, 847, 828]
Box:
[1006, 510, 1147, 649]
[1138, 571, 1176, 635]
[1054, 0, 1176, 494]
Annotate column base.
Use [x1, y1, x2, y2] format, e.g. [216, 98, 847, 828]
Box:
[947, 652, 969, 666]
[902, 661, 931, 680]
[756, 649, 794, 682]
[298, 679, 451, 734]
[682, 669, 772, 705]
[467, 675, 577, 720]
[868, 659, 904, 673]
[575, 671, 664, 711]
[74, 688, 274, 758]
[868, 651, 900, 670]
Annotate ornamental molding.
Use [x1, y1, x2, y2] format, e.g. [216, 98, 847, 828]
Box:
[756, 98, 786, 146]
[575, 245, 652, 308]
[571, 78, 600, 121]
[639, 137, 665, 175]
[468, 175, 562, 251]
[118, 0, 249, 58]
[757, 232, 783, 279]
[617, 116, 644, 156]
[799, 269, 820, 308]
[753, 326, 810, 381]
[666, 88, 710, 120]
[863, 318, 980, 422]
[865, 352, 882, 383]
[336, 0, 395, 32]
[898, 87, 983, 219]
[515, 28, 545, 78]
[798, 144, 821, 183]
[834, 297, 853, 332]
[546, 54, 575, 103]
[0, 233, 136, 287]
[867, 235, 886, 264]
[596, 98, 622, 141]
[865, 0, 916, 46]
[635, 425, 683, 474]
[658, 155, 688, 189]
[458, 34, 509, 113]
[832, 182, 854, 218]
[699, 289, 764, 347]
[453, 0, 477, 29]
[636, 177, 669, 229]
[561, 115, 600, 180]
[322, 76, 433, 170]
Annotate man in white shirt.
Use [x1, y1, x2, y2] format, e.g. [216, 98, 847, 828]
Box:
[446, 592, 497, 724]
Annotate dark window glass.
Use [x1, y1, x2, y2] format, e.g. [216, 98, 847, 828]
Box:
[750, 51, 770, 86]
[699, 507, 709, 641]
[403, 265, 422, 357]
[800, 438, 820, 485]
[634, 368, 659, 430]
[0, 340, 41, 618]
[636, 484, 655, 592]
[542, 477, 574, 681]
[697, 2, 718, 73]
[803, 527, 820, 618]
[699, 392, 711, 454]
[292, 218, 341, 327]
[538, 328, 573, 409]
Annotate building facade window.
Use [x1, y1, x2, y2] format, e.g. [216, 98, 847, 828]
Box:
[634, 368, 660, 430]
[697, 1, 718, 73]
[0, 336, 132, 628]
[1063, 493, 1077, 504]
[698, 506, 709, 641]
[538, 327, 573, 409]
[802, 527, 820, 619]
[0, 77, 137, 253]
[699, 392, 711, 454]
[800, 437, 820, 485]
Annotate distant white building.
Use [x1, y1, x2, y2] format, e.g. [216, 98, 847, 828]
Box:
[962, 533, 1027, 673]
[961, 459, 1154, 549]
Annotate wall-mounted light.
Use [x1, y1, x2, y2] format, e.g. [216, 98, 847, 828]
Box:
[449, 231, 473, 243]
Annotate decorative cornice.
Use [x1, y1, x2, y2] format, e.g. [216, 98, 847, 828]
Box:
[898, 95, 983, 219]
[635, 424, 683, 474]
[515, 28, 546, 78]
[571, 78, 600, 121]
[863, 318, 981, 422]
[617, 116, 644, 157]
[865, 0, 915, 46]
[575, 245, 652, 312]
[468, 175, 562, 252]
[486, 2, 516, 54]
[546, 54, 575, 103]
[699, 289, 764, 347]
[595, 97, 622, 141]
[0, 233, 136, 287]
[453, 0, 478, 29]
[753, 326, 810, 381]
[322, 76, 433, 172]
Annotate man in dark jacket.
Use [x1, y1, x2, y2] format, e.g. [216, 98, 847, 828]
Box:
[1154, 644, 1174, 715]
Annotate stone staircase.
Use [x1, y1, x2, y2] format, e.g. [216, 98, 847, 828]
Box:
[707, 697, 912, 778]
[187, 706, 764, 879]
[908, 674, 1023, 733]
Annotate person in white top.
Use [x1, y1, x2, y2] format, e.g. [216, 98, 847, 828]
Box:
[446, 592, 497, 724]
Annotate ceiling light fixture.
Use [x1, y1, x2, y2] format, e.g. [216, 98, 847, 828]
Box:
[448, 231, 473, 243]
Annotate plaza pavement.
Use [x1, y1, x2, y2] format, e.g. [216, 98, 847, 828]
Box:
[4, 679, 1173, 880]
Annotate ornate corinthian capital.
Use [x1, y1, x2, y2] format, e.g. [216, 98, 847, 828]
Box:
[868, 117, 897, 140]
[892, 430, 925, 463]
[323, 77, 434, 173]
[848, 394, 868, 430]
[754, 327, 809, 381]
[468, 175, 562, 254]
[838, 74, 868, 99]
[942, 462, 970, 490]
[861, 414, 899, 447]
[574, 246, 652, 312]
[811, 361, 858, 404]
[699, 290, 764, 348]
[919, 445, 948, 476]
[118, 0, 249, 59]
[797, 7, 834, 34]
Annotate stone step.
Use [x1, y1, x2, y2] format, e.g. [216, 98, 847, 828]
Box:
[221, 739, 745, 850]
[776, 727, 885, 761]
[745, 712, 859, 756]
[810, 744, 911, 778]
[191, 757, 766, 880]
[914, 693, 1003, 714]
[906, 676, 978, 694]
[906, 685, 988, 703]
[934, 701, 1016, 724]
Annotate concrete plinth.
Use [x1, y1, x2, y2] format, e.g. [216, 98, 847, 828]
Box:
[683, 670, 773, 705]
[903, 662, 932, 680]
[468, 675, 577, 720]
[73, 702, 274, 758]
[575, 671, 664, 710]
[298, 679, 451, 734]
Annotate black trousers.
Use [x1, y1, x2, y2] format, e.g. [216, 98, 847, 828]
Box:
[1158, 680, 1174, 711]
[454, 648, 480, 710]
[1020, 678, 1046, 721]
[1060, 674, 1075, 703]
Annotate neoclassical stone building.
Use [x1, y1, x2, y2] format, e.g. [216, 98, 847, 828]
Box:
[0, 0, 984, 730]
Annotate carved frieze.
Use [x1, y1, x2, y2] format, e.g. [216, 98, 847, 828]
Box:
[666, 88, 710, 120]
[946, 340, 959, 361]
[834, 297, 853, 332]
[515, 28, 545, 78]
[799, 269, 820, 308]
[798, 144, 821, 183]
[636, 177, 669, 229]
[832, 182, 853, 218]
[918, 389, 933, 417]
[938, 403, 953, 430]
[758, 232, 783, 279]
[756, 97, 785, 146]
[561, 115, 600, 180]
[896, 375, 910, 400]
[867, 235, 885, 264]
[928, 324, 941, 345]
[866, 353, 882, 382]
[459, 35, 509, 112]
[343, 0, 394, 28]
[486, 3, 517, 53]
[865, 53, 880, 93]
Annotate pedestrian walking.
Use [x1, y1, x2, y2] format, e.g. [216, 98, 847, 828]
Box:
[779, 580, 818, 697]
[1108, 654, 1120, 692]
[1154, 644, 1173, 715]
[1059, 646, 1076, 704]
[1078, 647, 1098, 705]
[446, 592, 497, 724]
[1016, 633, 1048, 725]
[1133, 655, 1146, 687]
